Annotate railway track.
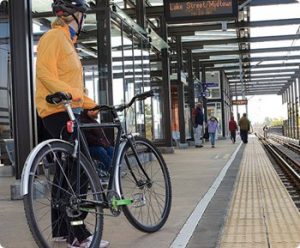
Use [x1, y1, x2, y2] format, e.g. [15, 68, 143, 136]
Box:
[269, 134, 300, 155]
[257, 134, 300, 210]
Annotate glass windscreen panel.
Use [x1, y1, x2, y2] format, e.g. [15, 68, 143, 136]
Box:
[110, 19, 154, 139]
[122, 26, 136, 133]
[142, 41, 152, 140]
[111, 21, 125, 127]
[133, 35, 145, 136]
[0, 0, 12, 139]
[205, 71, 221, 99]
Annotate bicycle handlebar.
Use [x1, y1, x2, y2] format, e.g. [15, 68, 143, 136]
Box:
[46, 92, 72, 104]
[114, 90, 154, 112]
[46, 90, 154, 112]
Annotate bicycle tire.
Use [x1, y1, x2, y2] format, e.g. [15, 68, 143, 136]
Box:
[118, 136, 172, 232]
[23, 140, 103, 248]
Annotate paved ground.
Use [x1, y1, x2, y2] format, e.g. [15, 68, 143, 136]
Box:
[220, 138, 300, 248]
[0, 139, 239, 248]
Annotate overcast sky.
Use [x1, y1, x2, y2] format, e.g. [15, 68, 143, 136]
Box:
[242, 2, 300, 124]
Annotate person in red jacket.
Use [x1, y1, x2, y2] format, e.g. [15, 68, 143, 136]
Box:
[229, 116, 238, 143]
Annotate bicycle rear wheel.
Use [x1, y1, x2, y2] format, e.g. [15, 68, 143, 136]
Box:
[23, 140, 103, 248]
[118, 137, 172, 232]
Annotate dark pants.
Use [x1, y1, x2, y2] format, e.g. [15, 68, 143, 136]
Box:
[43, 112, 91, 243]
[240, 130, 248, 143]
[230, 131, 236, 143]
[89, 146, 113, 172]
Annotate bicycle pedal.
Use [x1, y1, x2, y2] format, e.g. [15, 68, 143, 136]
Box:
[132, 193, 146, 208]
[112, 198, 133, 207]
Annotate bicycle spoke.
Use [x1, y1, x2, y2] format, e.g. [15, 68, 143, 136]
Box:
[49, 148, 76, 196]
[24, 141, 103, 247]
[120, 138, 171, 232]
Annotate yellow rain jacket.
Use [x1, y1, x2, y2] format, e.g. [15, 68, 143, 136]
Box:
[35, 24, 96, 118]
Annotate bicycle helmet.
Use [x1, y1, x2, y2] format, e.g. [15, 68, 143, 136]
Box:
[52, 0, 89, 16]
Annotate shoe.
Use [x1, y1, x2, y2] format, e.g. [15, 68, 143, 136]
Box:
[52, 236, 67, 242]
[80, 236, 110, 248]
[195, 145, 203, 148]
[98, 170, 110, 178]
[212, 145, 215, 148]
[67, 238, 81, 248]
[100, 178, 109, 188]
[68, 236, 110, 248]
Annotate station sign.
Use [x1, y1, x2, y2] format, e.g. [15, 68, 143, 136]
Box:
[232, 99, 248, 105]
[206, 82, 219, 88]
[164, 0, 238, 23]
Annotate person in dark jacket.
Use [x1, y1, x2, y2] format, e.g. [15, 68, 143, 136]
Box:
[192, 102, 204, 148]
[229, 116, 238, 143]
[80, 109, 113, 173]
[239, 113, 251, 143]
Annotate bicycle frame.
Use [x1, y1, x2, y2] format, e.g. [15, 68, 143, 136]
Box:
[22, 90, 155, 207]
[69, 111, 123, 207]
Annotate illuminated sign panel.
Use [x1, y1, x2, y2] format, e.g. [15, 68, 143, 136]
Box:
[232, 99, 248, 105]
[164, 0, 238, 22]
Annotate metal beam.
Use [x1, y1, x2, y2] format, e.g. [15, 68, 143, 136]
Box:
[173, 34, 300, 48]
[206, 62, 300, 70]
[199, 55, 300, 65]
[243, 91, 281, 96]
[194, 46, 300, 58]
[9, 0, 35, 179]
[229, 79, 289, 83]
[167, 18, 300, 35]
[229, 76, 291, 81]
[226, 69, 299, 76]
[249, 0, 298, 6]
[230, 73, 300, 80]
[232, 86, 283, 91]
[160, 15, 173, 147]
[230, 83, 286, 87]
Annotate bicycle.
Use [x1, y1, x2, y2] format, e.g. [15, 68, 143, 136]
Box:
[21, 90, 172, 248]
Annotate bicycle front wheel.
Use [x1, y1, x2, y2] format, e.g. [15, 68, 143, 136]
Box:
[23, 140, 103, 248]
[119, 137, 172, 232]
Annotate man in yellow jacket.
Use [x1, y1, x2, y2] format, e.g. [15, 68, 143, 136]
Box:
[35, 1, 109, 247]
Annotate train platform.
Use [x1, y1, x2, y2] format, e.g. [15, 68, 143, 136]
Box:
[0, 137, 299, 248]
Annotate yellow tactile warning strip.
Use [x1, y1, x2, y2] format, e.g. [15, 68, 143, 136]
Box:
[220, 138, 300, 248]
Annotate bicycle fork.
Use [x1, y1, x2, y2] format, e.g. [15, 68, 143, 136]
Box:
[123, 139, 152, 208]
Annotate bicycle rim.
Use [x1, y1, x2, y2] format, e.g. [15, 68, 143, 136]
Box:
[119, 137, 172, 232]
[23, 141, 103, 248]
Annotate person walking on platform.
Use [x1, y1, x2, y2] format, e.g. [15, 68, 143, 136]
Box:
[263, 125, 269, 138]
[229, 116, 238, 143]
[35, 0, 109, 247]
[192, 102, 204, 148]
[239, 113, 251, 144]
[207, 116, 218, 148]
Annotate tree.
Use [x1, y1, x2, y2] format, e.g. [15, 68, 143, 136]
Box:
[263, 117, 283, 126]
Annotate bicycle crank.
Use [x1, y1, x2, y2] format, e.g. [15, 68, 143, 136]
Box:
[107, 191, 133, 216]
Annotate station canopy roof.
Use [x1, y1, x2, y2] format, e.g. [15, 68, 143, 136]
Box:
[31, 0, 300, 97]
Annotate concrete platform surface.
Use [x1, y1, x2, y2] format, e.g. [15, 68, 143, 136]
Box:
[0, 139, 239, 248]
[220, 138, 300, 248]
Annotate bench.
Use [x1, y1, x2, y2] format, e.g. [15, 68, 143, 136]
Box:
[0, 138, 15, 167]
